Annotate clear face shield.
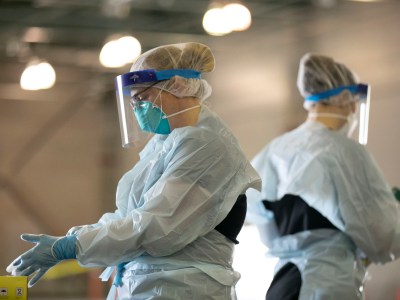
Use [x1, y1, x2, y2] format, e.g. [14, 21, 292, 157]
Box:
[305, 83, 371, 145]
[114, 69, 201, 148]
[350, 84, 371, 145]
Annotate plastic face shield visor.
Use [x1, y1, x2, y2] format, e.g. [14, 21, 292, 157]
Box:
[305, 83, 371, 145]
[114, 69, 201, 148]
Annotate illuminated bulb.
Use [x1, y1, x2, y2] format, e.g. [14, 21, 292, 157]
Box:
[100, 40, 124, 68]
[202, 7, 232, 36]
[20, 60, 56, 90]
[224, 3, 251, 31]
[100, 36, 141, 68]
[118, 36, 141, 64]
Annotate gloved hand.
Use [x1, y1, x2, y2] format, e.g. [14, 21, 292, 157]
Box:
[66, 224, 99, 236]
[66, 225, 85, 236]
[113, 262, 128, 287]
[6, 234, 77, 287]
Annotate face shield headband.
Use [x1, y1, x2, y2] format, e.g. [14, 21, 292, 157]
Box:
[304, 83, 369, 102]
[305, 83, 371, 145]
[114, 69, 201, 148]
[117, 69, 201, 88]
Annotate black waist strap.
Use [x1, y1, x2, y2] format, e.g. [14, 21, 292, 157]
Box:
[263, 194, 338, 236]
[215, 194, 247, 244]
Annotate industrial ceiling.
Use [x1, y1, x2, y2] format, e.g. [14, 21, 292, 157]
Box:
[1, 0, 399, 299]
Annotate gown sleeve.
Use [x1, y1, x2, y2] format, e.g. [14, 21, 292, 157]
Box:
[76, 128, 255, 266]
[333, 147, 400, 264]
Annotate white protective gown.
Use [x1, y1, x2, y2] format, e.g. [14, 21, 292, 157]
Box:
[246, 121, 400, 300]
[74, 105, 261, 299]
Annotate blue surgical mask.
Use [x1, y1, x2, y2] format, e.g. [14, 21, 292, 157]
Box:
[133, 101, 171, 134]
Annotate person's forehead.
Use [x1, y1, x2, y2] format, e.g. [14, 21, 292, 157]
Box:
[130, 85, 159, 97]
[130, 86, 147, 93]
[130, 87, 142, 95]
[130, 86, 148, 94]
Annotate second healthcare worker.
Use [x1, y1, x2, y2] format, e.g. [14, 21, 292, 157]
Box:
[247, 53, 400, 300]
[7, 42, 261, 299]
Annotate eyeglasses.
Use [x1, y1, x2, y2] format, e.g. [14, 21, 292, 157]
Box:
[129, 81, 160, 108]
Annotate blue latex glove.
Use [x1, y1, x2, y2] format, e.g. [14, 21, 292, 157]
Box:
[66, 225, 85, 236]
[66, 224, 99, 236]
[113, 262, 128, 287]
[6, 234, 77, 287]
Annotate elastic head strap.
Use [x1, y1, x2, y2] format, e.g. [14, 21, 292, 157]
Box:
[305, 83, 369, 102]
[117, 69, 201, 88]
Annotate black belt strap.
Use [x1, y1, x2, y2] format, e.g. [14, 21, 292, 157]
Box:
[215, 194, 247, 244]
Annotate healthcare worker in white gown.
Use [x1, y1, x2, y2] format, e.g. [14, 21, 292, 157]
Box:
[246, 53, 400, 300]
[7, 42, 261, 299]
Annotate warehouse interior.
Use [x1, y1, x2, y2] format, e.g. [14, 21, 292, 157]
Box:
[0, 0, 399, 299]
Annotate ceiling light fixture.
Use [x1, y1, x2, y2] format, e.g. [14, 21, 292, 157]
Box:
[203, 2, 252, 36]
[99, 35, 141, 68]
[20, 59, 56, 91]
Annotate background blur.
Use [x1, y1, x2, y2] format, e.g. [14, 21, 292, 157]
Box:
[0, 0, 399, 299]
